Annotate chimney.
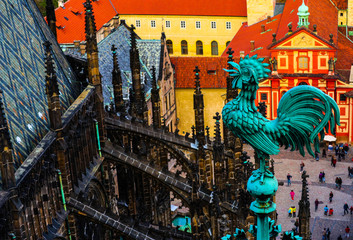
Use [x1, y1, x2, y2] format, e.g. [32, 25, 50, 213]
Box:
[73, 40, 80, 49]
[267, 16, 271, 23]
[250, 41, 255, 51]
[261, 24, 265, 33]
[349, 64, 353, 84]
[79, 41, 86, 55]
[112, 15, 120, 29]
[240, 51, 245, 58]
[103, 23, 111, 38]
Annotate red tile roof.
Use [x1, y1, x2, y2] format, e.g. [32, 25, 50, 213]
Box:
[222, 14, 282, 57]
[171, 57, 231, 88]
[337, 31, 353, 69]
[331, 0, 348, 9]
[54, 0, 247, 44]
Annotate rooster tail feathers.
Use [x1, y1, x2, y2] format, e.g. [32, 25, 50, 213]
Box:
[276, 85, 340, 157]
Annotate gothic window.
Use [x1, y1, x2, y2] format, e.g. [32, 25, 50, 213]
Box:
[196, 41, 203, 55]
[166, 40, 173, 54]
[211, 41, 218, 55]
[298, 56, 309, 70]
[181, 40, 188, 55]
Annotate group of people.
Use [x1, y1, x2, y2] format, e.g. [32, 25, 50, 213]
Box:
[319, 171, 326, 183]
[322, 228, 331, 240]
[335, 177, 343, 190]
[288, 205, 296, 217]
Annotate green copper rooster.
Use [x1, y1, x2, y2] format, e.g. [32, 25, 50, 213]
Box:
[222, 54, 340, 161]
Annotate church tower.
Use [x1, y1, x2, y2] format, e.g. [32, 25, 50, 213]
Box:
[246, 0, 275, 26]
[297, 0, 310, 28]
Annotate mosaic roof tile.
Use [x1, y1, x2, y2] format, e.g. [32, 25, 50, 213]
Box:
[0, 0, 77, 165]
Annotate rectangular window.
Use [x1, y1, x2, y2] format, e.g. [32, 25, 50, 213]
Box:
[340, 94, 347, 101]
[226, 22, 231, 29]
[196, 21, 201, 29]
[261, 93, 268, 101]
[181, 21, 186, 28]
[340, 12, 344, 16]
[298, 57, 308, 69]
[151, 20, 156, 28]
[136, 20, 141, 28]
[211, 21, 216, 29]
[166, 20, 171, 28]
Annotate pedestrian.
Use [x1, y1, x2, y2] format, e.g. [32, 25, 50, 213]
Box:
[323, 228, 327, 240]
[315, 199, 319, 211]
[344, 203, 349, 215]
[350, 168, 353, 178]
[319, 172, 323, 183]
[300, 161, 305, 172]
[294, 218, 299, 233]
[338, 177, 343, 190]
[331, 156, 335, 166]
[288, 207, 292, 217]
[322, 171, 326, 183]
[329, 208, 333, 216]
[322, 149, 327, 158]
[348, 167, 351, 177]
[345, 226, 350, 238]
[335, 145, 339, 156]
[290, 190, 295, 201]
[338, 235, 343, 240]
[333, 157, 337, 167]
[329, 191, 333, 203]
[350, 206, 353, 215]
[316, 151, 320, 161]
[324, 205, 329, 215]
[335, 177, 339, 188]
[338, 153, 342, 162]
[292, 206, 296, 217]
[287, 173, 292, 186]
[327, 228, 331, 240]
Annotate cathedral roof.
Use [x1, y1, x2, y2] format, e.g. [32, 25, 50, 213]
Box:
[65, 25, 162, 105]
[171, 57, 230, 88]
[55, 0, 247, 44]
[0, 0, 77, 165]
[331, 0, 348, 9]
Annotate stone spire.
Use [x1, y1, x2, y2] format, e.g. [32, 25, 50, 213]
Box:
[193, 66, 205, 147]
[213, 112, 224, 189]
[111, 44, 124, 113]
[84, 0, 106, 143]
[226, 47, 238, 101]
[151, 66, 161, 129]
[44, 41, 62, 130]
[298, 0, 310, 28]
[298, 170, 311, 240]
[129, 25, 146, 122]
[46, 0, 57, 38]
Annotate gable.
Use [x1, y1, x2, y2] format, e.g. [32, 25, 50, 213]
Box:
[273, 32, 334, 50]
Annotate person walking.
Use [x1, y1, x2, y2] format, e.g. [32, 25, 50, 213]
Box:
[335, 145, 339, 156]
[292, 206, 297, 217]
[350, 206, 353, 215]
[329, 208, 333, 216]
[322, 228, 327, 240]
[316, 151, 320, 161]
[327, 228, 331, 240]
[300, 161, 305, 172]
[319, 172, 323, 183]
[315, 199, 319, 211]
[336, 177, 339, 188]
[322, 171, 326, 183]
[294, 218, 299, 233]
[329, 191, 333, 203]
[344, 203, 349, 215]
[345, 226, 350, 238]
[338, 235, 343, 240]
[324, 205, 329, 215]
[322, 149, 327, 158]
[288, 207, 292, 217]
[290, 190, 295, 201]
[338, 177, 343, 190]
[331, 156, 335, 166]
[287, 173, 292, 186]
[333, 157, 337, 167]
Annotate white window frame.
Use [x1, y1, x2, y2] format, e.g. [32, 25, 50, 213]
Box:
[196, 21, 201, 29]
[136, 20, 141, 28]
[165, 20, 171, 28]
[181, 21, 186, 29]
[151, 20, 156, 28]
[226, 21, 231, 29]
[211, 21, 216, 29]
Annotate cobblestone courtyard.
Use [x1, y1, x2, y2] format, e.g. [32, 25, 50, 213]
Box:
[245, 144, 353, 240]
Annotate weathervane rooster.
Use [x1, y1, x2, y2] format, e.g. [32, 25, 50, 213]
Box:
[222, 54, 340, 240]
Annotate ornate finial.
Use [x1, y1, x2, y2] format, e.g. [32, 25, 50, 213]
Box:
[151, 66, 161, 129]
[298, 0, 310, 28]
[213, 112, 221, 145]
[84, 0, 97, 53]
[191, 125, 196, 139]
[194, 66, 201, 94]
[288, 23, 293, 34]
[205, 126, 210, 144]
[111, 44, 124, 114]
[46, 0, 57, 38]
[313, 24, 317, 34]
[226, 47, 234, 68]
[272, 33, 277, 42]
[329, 34, 334, 44]
[43, 41, 59, 99]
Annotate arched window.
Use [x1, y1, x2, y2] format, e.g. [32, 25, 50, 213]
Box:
[281, 91, 287, 97]
[226, 41, 231, 47]
[211, 41, 218, 55]
[166, 40, 173, 54]
[181, 40, 188, 55]
[196, 41, 203, 55]
[299, 82, 308, 85]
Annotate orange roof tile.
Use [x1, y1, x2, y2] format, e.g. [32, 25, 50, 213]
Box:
[55, 0, 247, 44]
[331, 0, 348, 9]
[222, 14, 282, 57]
[171, 57, 230, 88]
[337, 31, 353, 69]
